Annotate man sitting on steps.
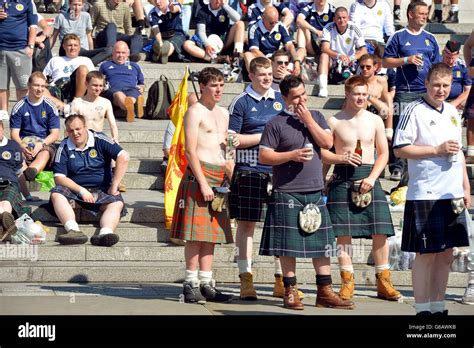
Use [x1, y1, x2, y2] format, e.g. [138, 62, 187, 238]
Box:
[50, 114, 129, 247]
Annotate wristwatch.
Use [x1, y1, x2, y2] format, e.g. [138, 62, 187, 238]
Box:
[28, 44, 35, 49]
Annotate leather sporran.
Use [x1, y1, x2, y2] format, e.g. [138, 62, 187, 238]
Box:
[351, 179, 372, 208]
[298, 203, 321, 234]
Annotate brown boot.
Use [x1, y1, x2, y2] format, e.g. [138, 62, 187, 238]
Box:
[283, 285, 304, 310]
[376, 269, 402, 301]
[273, 274, 305, 299]
[239, 272, 257, 301]
[339, 271, 355, 300]
[316, 284, 355, 309]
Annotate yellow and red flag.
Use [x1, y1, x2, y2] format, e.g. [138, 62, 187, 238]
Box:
[164, 68, 189, 230]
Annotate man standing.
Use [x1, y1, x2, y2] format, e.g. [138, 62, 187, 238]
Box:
[50, 114, 129, 247]
[383, 1, 441, 181]
[322, 76, 400, 303]
[259, 75, 354, 310]
[0, 0, 38, 119]
[171, 68, 234, 304]
[393, 63, 470, 315]
[228, 57, 286, 300]
[100, 41, 145, 123]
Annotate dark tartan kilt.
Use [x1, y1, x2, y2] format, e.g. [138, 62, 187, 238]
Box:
[229, 169, 270, 222]
[326, 164, 394, 238]
[0, 183, 31, 218]
[49, 185, 127, 217]
[463, 87, 474, 120]
[401, 199, 469, 254]
[259, 190, 335, 258]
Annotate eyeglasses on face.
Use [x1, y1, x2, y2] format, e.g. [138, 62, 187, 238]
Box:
[360, 65, 373, 70]
[276, 61, 289, 66]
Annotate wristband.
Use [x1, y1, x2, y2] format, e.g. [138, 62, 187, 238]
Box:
[385, 128, 394, 140]
[403, 57, 408, 65]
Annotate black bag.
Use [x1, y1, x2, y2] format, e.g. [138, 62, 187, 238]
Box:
[144, 75, 176, 120]
[32, 39, 53, 72]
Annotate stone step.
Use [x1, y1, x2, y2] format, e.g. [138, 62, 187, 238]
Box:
[127, 158, 162, 174]
[121, 142, 162, 159]
[0, 260, 467, 286]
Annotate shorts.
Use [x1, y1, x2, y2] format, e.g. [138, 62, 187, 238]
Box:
[0, 49, 32, 90]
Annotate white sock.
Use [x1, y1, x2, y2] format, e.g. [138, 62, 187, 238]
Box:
[415, 302, 431, 313]
[319, 74, 328, 89]
[274, 257, 282, 275]
[198, 270, 213, 285]
[467, 146, 474, 157]
[237, 259, 252, 274]
[185, 269, 198, 283]
[451, 4, 459, 12]
[431, 301, 445, 313]
[64, 220, 80, 232]
[375, 264, 390, 273]
[435, 4, 442, 10]
[340, 265, 354, 273]
[234, 42, 243, 54]
[99, 227, 113, 236]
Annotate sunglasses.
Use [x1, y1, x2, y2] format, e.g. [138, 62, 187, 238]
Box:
[360, 65, 373, 70]
[276, 61, 290, 66]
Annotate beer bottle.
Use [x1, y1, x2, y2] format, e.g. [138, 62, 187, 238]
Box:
[355, 140, 362, 165]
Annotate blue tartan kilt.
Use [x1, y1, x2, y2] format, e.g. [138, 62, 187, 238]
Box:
[259, 190, 335, 258]
[49, 185, 127, 217]
[401, 199, 469, 254]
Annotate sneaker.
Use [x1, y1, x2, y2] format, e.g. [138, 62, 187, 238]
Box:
[390, 169, 402, 181]
[90, 233, 120, 247]
[58, 230, 88, 245]
[393, 9, 401, 24]
[159, 41, 171, 64]
[318, 87, 328, 98]
[462, 283, 474, 305]
[429, 9, 442, 23]
[183, 280, 206, 304]
[200, 280, 233, 303]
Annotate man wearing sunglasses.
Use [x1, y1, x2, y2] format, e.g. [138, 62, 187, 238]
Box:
[271, 50, 292, 91]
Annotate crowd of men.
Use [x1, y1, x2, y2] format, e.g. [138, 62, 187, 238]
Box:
[0, 0, 473, 312]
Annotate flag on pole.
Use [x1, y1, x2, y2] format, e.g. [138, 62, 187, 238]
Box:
[164, 67, 189, 230]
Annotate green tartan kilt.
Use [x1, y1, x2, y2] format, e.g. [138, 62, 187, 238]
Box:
[326, 164, 394, 238]
[0, 183, 31, 218]
[259, 190, 335, 258]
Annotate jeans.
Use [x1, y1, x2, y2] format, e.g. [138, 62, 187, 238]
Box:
[95, 23, 143, 55]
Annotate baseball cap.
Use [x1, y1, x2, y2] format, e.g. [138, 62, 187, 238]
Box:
[445, 40, 461, 53]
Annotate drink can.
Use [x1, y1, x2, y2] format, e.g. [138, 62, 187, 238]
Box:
[227, 134, 234, 149]
[448, 152, 458, 162]
[27, 143, 35, 151]
[304, 143, 314, 160]
[416, 54, 424, 72]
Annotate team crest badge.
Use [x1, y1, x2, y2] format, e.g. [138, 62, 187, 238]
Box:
[219, 15, 225, 22]
[41, 111, 46, 118]
[456, 71, 461, 78]
[16, 3, 24, 11]
[275, 33, 281, 41]
[377, 10, 382, 16]
[2, 151, 11, 160]
[323, 14, 329, 22]
[425, 39, 430, 46]
[451, 116, 458, 127]
[345, 37, 351, 45]
[89, 149, 98, 158]
[273, 102, 282, 111]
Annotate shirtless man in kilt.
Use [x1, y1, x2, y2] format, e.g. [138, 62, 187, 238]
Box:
[171, 68, 234, 304]
[0, 118, 30, 242]
[394, 63, 471, 315]
[259, 75, 354, 310]
[322, 76, 401, 302]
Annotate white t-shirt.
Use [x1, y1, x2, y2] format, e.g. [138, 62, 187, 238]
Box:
[321, 21, 366, 57]
[43, 56, 95, 85]
[393, 98, 464, 200]
[54, 12, 93, 50]
[349, 0, 394, 43]
[70, 96, 114, 133]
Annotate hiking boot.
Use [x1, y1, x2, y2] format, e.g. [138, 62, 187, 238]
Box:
[160, 41, 171, 64]
[183, 280, 206, 304]
[200, 280, 233, 303]
[429, 9, 442, 23]
[283, 285, 304, 310]
[462, 283, 474, 305]
[273, 274, 305, 299]
[24, 167, 38, 182]
[239, 272, 257, 301]
[90, 233, 119, 247]
[124, 96, 135, 122]
[376, 269, 402, 301]
[443, 11, 459, 23]
[339, 271, 355, 300]
[136, 95, 144, 119]
[316, 284, 355, 310]
[58, 230, 88, 245]
[0, 212, 17, 242]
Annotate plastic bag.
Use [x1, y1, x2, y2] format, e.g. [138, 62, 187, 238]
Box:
[11, 213, 46, 245]
[390, 186, 407, 206]
[35, 171, 55, 192]
[388, 225, 416, 271]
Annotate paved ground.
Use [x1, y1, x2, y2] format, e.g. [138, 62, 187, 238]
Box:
[0, 282, 472, 315]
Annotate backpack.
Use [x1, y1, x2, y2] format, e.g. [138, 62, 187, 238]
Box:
[144, 75, 176, 120]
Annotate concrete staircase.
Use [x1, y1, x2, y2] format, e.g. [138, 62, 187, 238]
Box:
[0, 22, 472, 288]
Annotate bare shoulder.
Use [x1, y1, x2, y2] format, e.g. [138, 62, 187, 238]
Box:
[216, 105, 229, 118]
[364, 110, 384, 127]
[186, 103, 204, 120]
[376, 75, 388, 86]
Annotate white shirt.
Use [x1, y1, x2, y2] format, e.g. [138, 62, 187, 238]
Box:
[321, 21, 366, 57]
[349, 0, 394, 43]
[43, 56, 95, 85]
[393, 98, 464, 200]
